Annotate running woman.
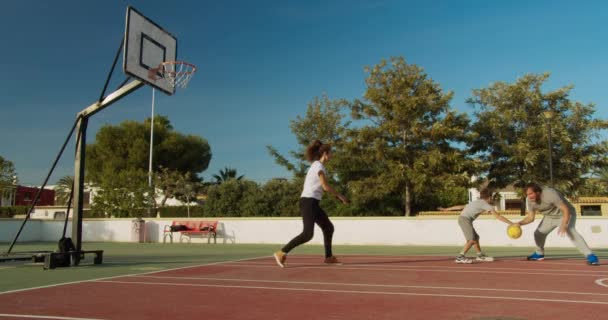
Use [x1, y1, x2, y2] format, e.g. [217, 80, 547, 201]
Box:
[273, 140, 349, 268]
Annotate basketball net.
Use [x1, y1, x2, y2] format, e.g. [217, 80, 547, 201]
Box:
[148, 61, 197, 89]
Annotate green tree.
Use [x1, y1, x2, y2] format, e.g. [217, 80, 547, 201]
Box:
[204, 179, 260, 216]
[267, 95, 355, 215]
[54, 175, 74, 206]
[86, 116, 210, 216]
[267, 95, 349, 178]
[86, 115, 212, 183]
[257, 178, 301, 216]
[90, 169, 152, 217]
[176, 178, 199, 218]
[155, 167, 200, 216]
[212, 167, 244, 184]
[0, 155, 17, 187]
[345, 57, 476, 216]
[467, 73, 608, 205]
[154, 167, 182, 209]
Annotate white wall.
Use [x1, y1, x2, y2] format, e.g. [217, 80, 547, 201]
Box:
[3, 217, 608, 248]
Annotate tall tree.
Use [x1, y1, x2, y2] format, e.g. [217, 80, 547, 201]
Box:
[86, 115, 212, 183]
[54, 175, 74, 206]
[468, 73, 608, 204]
[90, 169, 152, 218]
[85, 116, 211, 216]
[0, 155, 17, 189]
[345, 57, 475, 216]
[0, 156, 17, 205]
[154, 166, 199, 210]
[267, 95, 349, 178]
[176, 177, 199, 218]
[213, 167, 244, 184]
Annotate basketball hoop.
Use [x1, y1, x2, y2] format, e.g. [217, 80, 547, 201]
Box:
[148, 61, 197, 89]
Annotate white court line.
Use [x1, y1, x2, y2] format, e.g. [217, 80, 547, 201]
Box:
[132, 275, 608, 296]
[512, 260, 601, 267]
[216, 262, 608, 277]
[596, 278, 608, 288]
[96, 279, 608, 305]
[233, 260, 608, 274]
[0, 313, 104, 320]
[271, 255, 603, 267]
[0, 255, 268, 296]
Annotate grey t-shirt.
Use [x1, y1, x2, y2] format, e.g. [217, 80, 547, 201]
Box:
[460, 199, 495, 220]
[527, 187, 576, 218]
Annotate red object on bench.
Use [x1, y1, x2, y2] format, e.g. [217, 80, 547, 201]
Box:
[163, 220, 218, 244]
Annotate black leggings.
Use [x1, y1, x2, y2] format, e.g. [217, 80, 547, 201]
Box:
[282, 198, 335, 258]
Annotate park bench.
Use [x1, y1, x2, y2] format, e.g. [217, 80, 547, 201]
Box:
[163, 220, 218, 244]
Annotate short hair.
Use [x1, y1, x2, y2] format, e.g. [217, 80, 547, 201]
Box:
[479, 188, 493, 199]
[525, 182, 542, 193]
[305, 140, 332, 162]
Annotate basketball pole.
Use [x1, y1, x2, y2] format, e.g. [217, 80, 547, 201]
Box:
[72, 79, 144, 264]
[148, 88, 155, 217]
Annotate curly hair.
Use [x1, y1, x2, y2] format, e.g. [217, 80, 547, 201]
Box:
[305, 140, 332, 162]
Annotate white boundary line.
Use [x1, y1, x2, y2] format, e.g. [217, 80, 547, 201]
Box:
[231, 260, 608, 274]
[96, 279, 608, 305]
[211, 262, 608, 277]
[0, 313, 104, 320]
[131, 275, 608, 296]
[0, 255, 268, 296]
[596, 278, 608, 288]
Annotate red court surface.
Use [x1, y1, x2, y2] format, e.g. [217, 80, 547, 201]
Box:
[1, 254, 608, 319]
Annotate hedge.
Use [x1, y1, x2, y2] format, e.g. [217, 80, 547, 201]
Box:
[0, 206, 29, 218]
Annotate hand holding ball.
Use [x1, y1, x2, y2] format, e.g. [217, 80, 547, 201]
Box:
[507, 224, 522, 239]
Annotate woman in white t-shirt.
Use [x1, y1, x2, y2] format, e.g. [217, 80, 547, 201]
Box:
[273, 140, 349, 268]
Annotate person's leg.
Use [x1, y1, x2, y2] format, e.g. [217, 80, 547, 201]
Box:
[461, 240, 476, 255]
[534, 217, 558, 255]
[313, 202, 335, 258]
[472, 231, 481, 254]
[281, 198, 316, 254]
[456, 217, 475, 263]
[565, 214, 593, 256]
[469, 229, 493, 261]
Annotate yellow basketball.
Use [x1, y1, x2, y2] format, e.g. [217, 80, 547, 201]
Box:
[507, 224, 522, 239]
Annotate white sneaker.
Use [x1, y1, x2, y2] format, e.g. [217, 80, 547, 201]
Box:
[476, 255, 494, 262]
[455, 256, 473, 264]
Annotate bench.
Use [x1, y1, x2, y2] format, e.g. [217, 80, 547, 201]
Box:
[163, 220, 218, 244]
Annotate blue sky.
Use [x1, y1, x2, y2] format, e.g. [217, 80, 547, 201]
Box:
[1, 0, 607, 185]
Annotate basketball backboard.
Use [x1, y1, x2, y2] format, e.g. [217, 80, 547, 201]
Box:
[123, 6, 177, 95]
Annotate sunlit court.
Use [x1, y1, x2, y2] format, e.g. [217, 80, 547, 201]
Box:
[3, 1, 608, 320]
[1, 243, 608, 319]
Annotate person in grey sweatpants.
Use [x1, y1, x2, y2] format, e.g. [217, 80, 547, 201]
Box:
[440, 188, 514, 264]
[516, 182, 599, 265]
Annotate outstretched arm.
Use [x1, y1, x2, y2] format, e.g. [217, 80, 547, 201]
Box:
[491, 210, 513, 225]
[517, 210, 536, 226]
[319, 171, 349, 204]
[437, 205, 466, 211]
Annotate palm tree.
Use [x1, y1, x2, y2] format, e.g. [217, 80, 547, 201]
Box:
[213, 167, 244, 184]
[54, 176, 74, 205]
